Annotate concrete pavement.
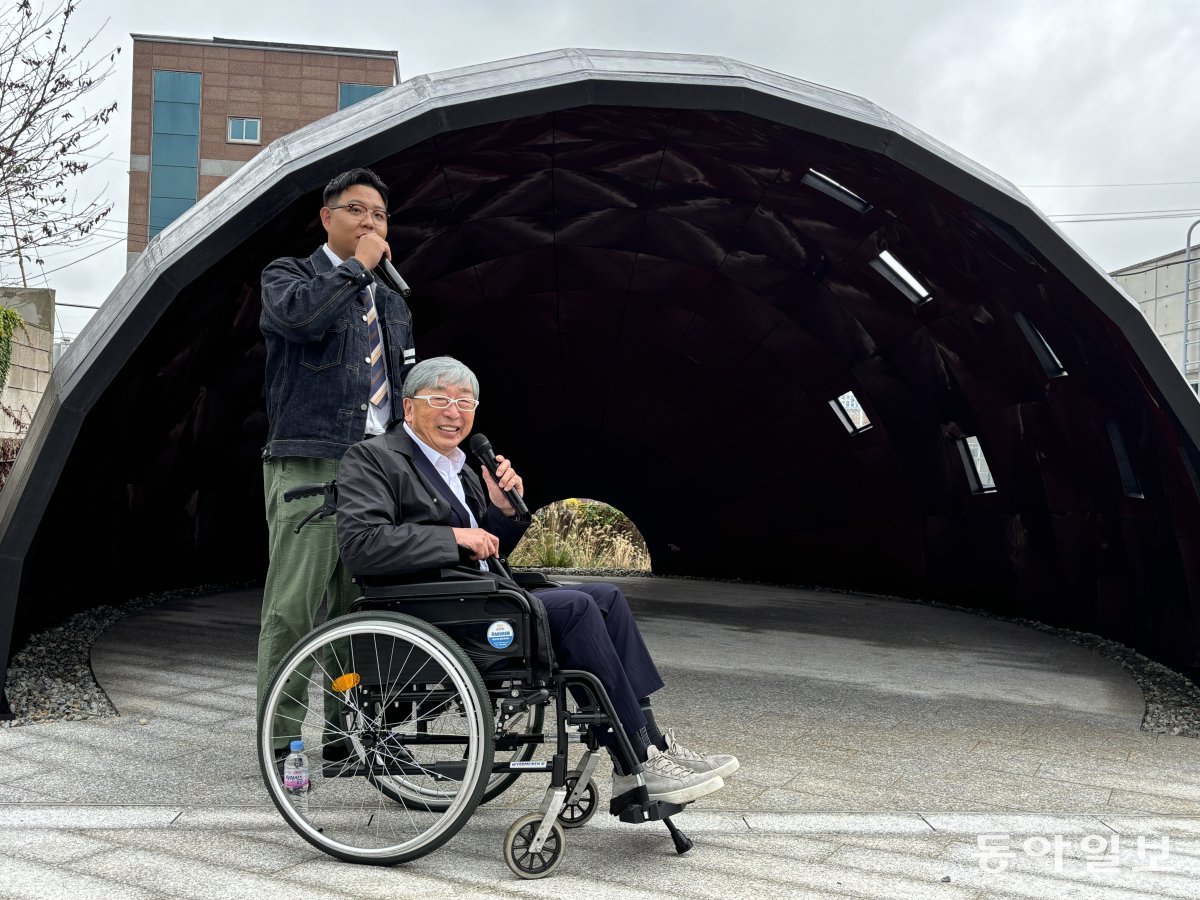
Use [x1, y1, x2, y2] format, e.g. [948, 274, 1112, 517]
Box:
[0, 577, 1197, 898]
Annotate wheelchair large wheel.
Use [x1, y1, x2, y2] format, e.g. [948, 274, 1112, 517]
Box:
[259, 611, 494, 866]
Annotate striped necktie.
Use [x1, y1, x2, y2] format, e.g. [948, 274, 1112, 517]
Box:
[360, 287, 389, 407]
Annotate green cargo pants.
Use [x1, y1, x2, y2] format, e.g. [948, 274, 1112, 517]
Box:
[257, 456, 358, 752]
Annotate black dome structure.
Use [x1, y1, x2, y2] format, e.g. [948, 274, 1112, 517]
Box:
[3, 49, 1200, 703]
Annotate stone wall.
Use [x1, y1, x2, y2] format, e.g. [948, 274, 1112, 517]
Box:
[0, 288, 54, 438]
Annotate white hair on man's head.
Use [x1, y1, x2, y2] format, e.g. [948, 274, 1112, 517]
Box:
[402, 356, 480, 399]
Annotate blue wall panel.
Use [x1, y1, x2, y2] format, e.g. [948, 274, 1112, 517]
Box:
[149, 71, 201, 238]
[338, 82, 387, 109]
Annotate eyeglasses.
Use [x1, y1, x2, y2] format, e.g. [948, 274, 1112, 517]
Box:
[326, 202, 389, 227]
[412, 394, 480, 412]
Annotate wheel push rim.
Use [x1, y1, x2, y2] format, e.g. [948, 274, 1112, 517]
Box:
[260, 615, 491, 861]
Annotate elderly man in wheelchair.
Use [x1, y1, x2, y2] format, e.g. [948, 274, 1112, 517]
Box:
[257, 356, 738, 878]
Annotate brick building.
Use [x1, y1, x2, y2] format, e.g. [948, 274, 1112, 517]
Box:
[127, 35, 398, 264]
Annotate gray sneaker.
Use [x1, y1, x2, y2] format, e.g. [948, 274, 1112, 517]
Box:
[612, 745, 724, 805]
[662, 729, 740, 779]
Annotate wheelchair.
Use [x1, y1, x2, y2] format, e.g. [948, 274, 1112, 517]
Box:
[257, 480, 694, 879]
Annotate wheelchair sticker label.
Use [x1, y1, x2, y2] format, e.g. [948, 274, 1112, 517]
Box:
[487, 620, 514, 649]
[510, 760, 549, 769]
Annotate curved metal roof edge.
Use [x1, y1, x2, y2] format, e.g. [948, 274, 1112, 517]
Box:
[3, 46, 1199, 586]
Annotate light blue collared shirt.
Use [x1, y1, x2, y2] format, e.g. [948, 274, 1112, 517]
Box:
[404, 423, 486, 570]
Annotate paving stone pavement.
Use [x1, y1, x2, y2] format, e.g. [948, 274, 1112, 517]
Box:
[1, 576, 1197, 898]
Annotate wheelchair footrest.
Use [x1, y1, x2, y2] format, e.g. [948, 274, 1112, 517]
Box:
[612, 797, 687, 823]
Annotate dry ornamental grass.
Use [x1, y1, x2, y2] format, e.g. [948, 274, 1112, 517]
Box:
[509, 499, 651, 571]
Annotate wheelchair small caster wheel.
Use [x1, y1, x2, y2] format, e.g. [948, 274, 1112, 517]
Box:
[558, 775, 598, 828]
[504, 813, 566, 879]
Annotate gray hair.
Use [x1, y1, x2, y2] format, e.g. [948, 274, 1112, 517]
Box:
[402, 356, 480, 400]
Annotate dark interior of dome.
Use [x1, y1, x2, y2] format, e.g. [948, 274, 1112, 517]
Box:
[11, 105, 1200, 678]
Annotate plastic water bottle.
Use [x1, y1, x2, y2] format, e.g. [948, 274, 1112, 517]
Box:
[283, 740, 309, 810]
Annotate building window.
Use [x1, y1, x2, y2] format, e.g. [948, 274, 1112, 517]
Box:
[338, 82, 388, 110]
[227, 117, 261, 144]
[149, 70, 201, 239]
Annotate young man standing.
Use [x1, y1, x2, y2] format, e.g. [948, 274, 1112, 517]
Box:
[257, 168, 415, 758]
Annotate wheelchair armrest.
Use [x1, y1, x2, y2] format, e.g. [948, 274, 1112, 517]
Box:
[358, 576, 500, 604]
[510, 571, 561, 590]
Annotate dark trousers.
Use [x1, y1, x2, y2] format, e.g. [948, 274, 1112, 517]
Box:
[534, 582, 664, 744]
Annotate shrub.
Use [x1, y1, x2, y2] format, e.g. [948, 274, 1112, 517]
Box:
[0, 306, 25, 393]
[0, 436, 22, 492]
[510, 499, 651, 571]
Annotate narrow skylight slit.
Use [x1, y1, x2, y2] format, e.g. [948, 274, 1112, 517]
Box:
[1179, 447, 1200, 503]
[1106, 421, 1144, 499]
[871, 250, 932, 306]
[957, 435, 996, 493]
[1015, 312, 1067, 378]
[830, 391, 872, 434]
[974, 207, 1039, 267]
[801, 169, 872, 213]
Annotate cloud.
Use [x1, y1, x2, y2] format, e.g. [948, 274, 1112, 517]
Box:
[32, 0, 1200, 330]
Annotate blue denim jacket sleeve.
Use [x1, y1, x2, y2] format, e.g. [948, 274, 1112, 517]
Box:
[259, 247, 415, 460]
[260, 253, 372, 343]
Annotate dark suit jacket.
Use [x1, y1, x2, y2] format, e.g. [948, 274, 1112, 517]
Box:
[336, 428, 554, 670]
[336, 428, 529, 579]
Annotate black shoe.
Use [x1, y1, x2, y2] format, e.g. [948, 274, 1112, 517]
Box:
[272, 747, 288, 779]
[323, 741, 352, 764]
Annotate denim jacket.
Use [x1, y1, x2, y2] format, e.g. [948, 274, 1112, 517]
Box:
[260, 247, 415, 460]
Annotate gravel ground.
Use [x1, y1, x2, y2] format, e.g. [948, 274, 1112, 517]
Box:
[1, 583, 254, 728]
[3, 571, 1199, 739]
[1005, 617, 1200, 738]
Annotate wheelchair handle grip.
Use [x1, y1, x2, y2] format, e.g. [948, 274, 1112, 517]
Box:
[284, 482, 331, 502]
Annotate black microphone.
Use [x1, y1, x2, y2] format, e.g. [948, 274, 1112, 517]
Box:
[468, 433, 530, 519]
[375, 257, 412, 299]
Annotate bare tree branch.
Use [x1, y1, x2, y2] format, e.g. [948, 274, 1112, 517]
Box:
[0, 0, 119, 285]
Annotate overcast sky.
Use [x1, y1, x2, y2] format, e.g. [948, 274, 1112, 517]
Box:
[25, 0, 1200, 341]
